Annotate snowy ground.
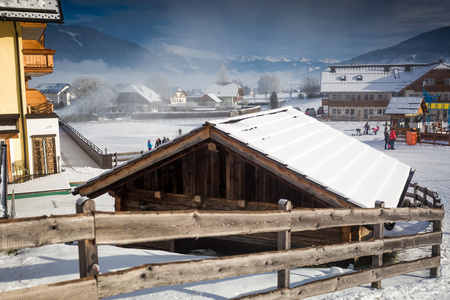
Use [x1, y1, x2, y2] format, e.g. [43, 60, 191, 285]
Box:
[1, 97, 449, 299]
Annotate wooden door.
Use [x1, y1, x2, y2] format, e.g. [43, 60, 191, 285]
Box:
[32, 136, 57, 175]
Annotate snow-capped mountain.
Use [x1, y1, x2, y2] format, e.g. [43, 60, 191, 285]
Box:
[45, 24, 450, 82]
[46, 25, 334, 77]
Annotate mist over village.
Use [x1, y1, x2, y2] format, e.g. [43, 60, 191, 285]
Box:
[1, 1, 450, 300]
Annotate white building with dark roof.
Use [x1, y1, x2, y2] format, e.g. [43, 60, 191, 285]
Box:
[204, 83, 244, 107]
[34, 83, 71, 108]
[116, 84, 161, 112]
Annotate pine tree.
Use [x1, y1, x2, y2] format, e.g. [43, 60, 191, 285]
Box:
[270, 91, 279, 109]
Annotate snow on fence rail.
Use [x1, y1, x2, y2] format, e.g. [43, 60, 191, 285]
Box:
[0, 199, 444, 299]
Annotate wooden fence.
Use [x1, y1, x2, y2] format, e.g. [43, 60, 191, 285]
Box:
[0, 199, 444, 299]
[396, 128, 450, 146]
[404, 182, 441, 208]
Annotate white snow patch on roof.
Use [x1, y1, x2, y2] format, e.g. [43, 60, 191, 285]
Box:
[210, 107, 412, 208]
[321, 64, 437, 93]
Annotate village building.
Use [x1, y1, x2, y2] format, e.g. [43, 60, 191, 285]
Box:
[74, 107, 414, 251]
[204, 83, 244, 107]
[385, 97, 428, 129]
[34, 82, 71, 108]
[402, 62, 450, 124]
[0, 2, 63, 182]
[115, 84, 162, 112]
[196, 93, 223, 107]
[320, 62, 443, 121]
[169, 87, 188, 105]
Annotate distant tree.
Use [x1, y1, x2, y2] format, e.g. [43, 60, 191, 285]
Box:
[146, 73, 171, 103]
[257, 72, 281, 99]
[242, 85, 252, 96]
[62, 77, 116, 118]
[71, 75, 103, 98]
[301, 75, 321, 99]
[257, 73, 271, 98]
[270, 91, 279, 109]
[217, 65, 229, 85]
[289, 87, 294, 100]
[268, 73, 280, 95]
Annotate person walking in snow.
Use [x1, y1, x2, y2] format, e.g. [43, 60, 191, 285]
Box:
[389, 127, 396, 150]
[384, 125, 390, 149]
[364, 122, 370, 134]
[147, 139, 152, 150]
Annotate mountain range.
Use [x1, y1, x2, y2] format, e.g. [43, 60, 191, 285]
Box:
[45, 24, 450, 84]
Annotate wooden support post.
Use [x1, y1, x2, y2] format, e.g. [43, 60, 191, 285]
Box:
[277, 199, 292, 289]
[430, 203, 444, 278]
[371, 200, 384, 289]
[76, 197, 99, 278]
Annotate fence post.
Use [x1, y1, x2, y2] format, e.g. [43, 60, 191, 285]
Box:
[371, 200, 385, 289]
[76, 197, 99, 278]
[277, 199, 292, 289]
[430, 203, 444, 277]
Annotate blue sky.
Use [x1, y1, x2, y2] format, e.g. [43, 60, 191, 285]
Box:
[61, 0, 450, 60]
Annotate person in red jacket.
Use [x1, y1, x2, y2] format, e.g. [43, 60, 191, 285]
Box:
[389, 127, 396, 150]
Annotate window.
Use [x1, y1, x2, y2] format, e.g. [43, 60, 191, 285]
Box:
[340, 75, 346, 81]
[424, 78, 435, 85]
[336, 109, 341, 114]
[444, 78, 450, 85]
[345, 109, 349, 114]
[351, 94, 355, 100]
[346, 94, 351, 100]
[356, 75, 363, 81]
[369, 109, 374, 115]
[364, 94, 369, 100]
[369, 95, 374, 100]
[444, 94, 449, 101]
[350, 109, 355, 115]
[377, 109, 383, 114]
[378, 94, 383, 100]
[332, 109, 337, 114]
[332, 94, 337, 100]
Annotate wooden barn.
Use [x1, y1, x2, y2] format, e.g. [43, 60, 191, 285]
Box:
[74, 107, 414, 253]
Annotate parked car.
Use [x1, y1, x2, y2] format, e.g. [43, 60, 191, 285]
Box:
[317, 106, 323, 115]
[305, 108, 316, 117]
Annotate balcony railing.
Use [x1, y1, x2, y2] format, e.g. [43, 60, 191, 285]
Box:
[27, 102, 53, 114]
[23, 48, 55, 77]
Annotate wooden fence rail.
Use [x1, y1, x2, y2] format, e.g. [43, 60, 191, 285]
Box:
[405, 182, 441, 208]
[0, 200, 444, 300]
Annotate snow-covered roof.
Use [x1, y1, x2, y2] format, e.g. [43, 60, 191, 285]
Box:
[208, 107, 412, 208]
[205, 93, 222, 103]
[0, 0, 63, 22]
[204, 83, 241, 98]
[75, 107, 412, 208]
[321, 63, 439, 93]
[385, 97, 426, 115]
[118, 84, 161, 103]
[34, 83, 70, 94]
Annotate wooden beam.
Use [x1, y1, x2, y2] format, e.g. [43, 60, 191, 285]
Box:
[372, 201, 385, 289]
[96, 236, 439, 298]
[235, 257, 440, 299]
[0, 277, 98, 300]
[0, 214, 94, 251]
[278, 199, 292, 289]
[127, 189, 278, 211]
[76, 198, 99, 278]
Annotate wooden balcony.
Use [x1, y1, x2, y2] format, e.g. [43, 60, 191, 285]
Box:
[26, 89, 53, 114]
[326, 100, 390, 107]
[23, 48, 55, 77]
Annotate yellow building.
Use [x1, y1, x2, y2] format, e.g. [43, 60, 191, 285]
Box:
[0, 1, 63, 182]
